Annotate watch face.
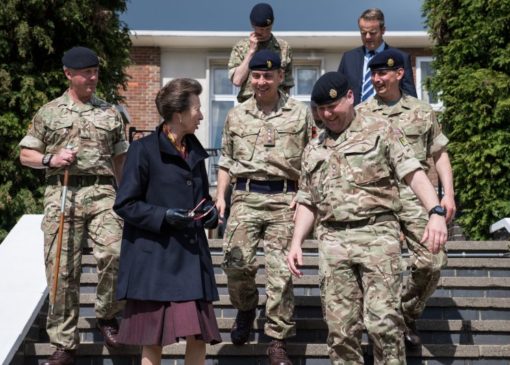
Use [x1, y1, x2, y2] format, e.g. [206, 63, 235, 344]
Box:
[42, 154, 51, 166]
[431, 205, 446, 216]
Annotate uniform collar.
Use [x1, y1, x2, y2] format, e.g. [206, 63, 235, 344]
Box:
[244, 90, 290, 119]
[59, 90, 103, 113]
[373, 92, 412, 116]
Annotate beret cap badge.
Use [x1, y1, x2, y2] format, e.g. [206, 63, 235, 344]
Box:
[266, 18, 272, 25]
[387, 58, 395, 67]
[329, 89, 338, 99]
[267, 60, 272, 69]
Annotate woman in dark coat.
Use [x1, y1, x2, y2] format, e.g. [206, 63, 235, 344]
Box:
[114, 78, 221, 365]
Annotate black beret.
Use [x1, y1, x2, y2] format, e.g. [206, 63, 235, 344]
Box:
[311, 72, 350, 106]
[250, 3, 274, 27]
[62, 46, 99, 69]
[368, 49, 404, 71]
[249, 49, 281, 71]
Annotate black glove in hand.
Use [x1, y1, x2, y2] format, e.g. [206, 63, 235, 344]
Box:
[165, 208, 192, 229]
[202, 201, 219, 229]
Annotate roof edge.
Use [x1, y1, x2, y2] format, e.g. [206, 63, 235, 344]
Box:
[129, 30, 432, 49]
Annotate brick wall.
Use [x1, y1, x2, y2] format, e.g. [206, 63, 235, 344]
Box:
[120, 47, 161, 134]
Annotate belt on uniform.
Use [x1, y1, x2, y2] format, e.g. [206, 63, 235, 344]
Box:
[235, 178, 297, 194]
[322, 213, 396, 230]
[47, 175, 115, 187]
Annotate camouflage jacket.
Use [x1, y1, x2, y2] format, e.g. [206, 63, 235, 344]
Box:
[19, 91, 129, 177]
[356, 94, 448, 171]
[228, 34, 294, 102]
[218, 93, 314, 182]
[296, 112, 422, 222]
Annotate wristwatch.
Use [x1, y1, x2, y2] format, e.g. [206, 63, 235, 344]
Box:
[42, 154, 53, 167]
[428, 205, 446, 217]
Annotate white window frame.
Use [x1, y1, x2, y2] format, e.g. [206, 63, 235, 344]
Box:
[416, 56, 443, 112]
[289, 58, 323, 103]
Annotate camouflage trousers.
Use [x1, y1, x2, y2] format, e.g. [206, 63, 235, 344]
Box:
[317, 220, 406, 365]
[42, 183, 124, 350]
[398, 184, 448, 323]
[222, 190, 296, 339]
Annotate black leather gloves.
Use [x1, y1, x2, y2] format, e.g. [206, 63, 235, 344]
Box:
[165, 201, 218, 229]
[201, 201, 219, 229]
[165, 208, 193, 228]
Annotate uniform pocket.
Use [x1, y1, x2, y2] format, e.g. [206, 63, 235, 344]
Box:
[44, 119, 73, 151]
[92, 116, 119, 156]
[343, 135, 391, 185]
[232, 127, 260, 161]
[402, 123, 428, 161]
[277, 120, 306, 159]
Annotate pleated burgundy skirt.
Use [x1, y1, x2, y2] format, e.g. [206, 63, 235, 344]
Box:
[117, 299, 222, 346]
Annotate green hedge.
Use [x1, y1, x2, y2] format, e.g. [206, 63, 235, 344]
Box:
[423, 0, 510, 239]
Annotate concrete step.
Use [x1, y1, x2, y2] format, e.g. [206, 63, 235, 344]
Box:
[79, 272, 510, 290]
[82, 255, 510, 270]
[76, 294, 510, 310]
[79, 240, 510, 256]
[74, 317, 510, 333]
[24, 342, 510, 359]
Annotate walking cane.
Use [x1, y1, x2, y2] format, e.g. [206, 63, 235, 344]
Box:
[50, 168, 69, 314]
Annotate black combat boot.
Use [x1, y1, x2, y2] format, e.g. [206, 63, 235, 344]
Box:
[267, 339, 292, 365]
[230, 308, 256, 345]
[404, 320, 422, 347]
[42, 348, 75, 365]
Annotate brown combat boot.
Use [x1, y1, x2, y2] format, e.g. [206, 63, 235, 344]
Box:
[267, 339, 292, 365]
[96, 318, 121, 348]
[404, 320, 422, 347]
[41, 348, 75, 365]
[230, 308, 256, 345]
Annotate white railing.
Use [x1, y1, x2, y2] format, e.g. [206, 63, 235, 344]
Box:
[0, 214, 46, 365]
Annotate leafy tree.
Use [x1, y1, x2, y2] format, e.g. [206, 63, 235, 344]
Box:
[0, 0, 131, 242]
[423, 0, 510, 239]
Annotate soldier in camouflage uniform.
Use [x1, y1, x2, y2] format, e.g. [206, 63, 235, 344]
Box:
[287, 72, 448, 364]
[19, 47, 128, 365]
[216, 50, 313, 365]
[228, 3, 294, 103]
[356, 49, 455, 346]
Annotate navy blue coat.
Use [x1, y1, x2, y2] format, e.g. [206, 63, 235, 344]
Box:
[114, 128, 219, 303]
[338, 43, 417, 106]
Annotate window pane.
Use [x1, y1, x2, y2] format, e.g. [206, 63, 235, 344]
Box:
[210, 100, 234, 148]
[420, 61, 439, 104]
[296, 68, 318, 95]
[213, 68, 233, 95]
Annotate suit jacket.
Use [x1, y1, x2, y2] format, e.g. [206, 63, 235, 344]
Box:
[114, 128, 219, 303]
[338, 43, 417, 105]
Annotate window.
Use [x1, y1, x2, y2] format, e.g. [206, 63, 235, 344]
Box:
[210, 65, 238, 149]
[208, 62, 239, 185]
[416, 57, 442, 111]
[290, 61, 321, 104]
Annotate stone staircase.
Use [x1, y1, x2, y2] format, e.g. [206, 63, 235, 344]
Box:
[13, 239, 510, 365]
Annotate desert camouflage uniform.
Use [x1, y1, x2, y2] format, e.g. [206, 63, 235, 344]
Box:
[219, 93, 313, 339]
[228, 34, 294, 103]
[19, 91, 128, 350]
[296, 112, 422, 364]
[357, 94, 449, 323]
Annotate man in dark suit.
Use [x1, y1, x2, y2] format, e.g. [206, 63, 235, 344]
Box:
[338, 8, 417, 105]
